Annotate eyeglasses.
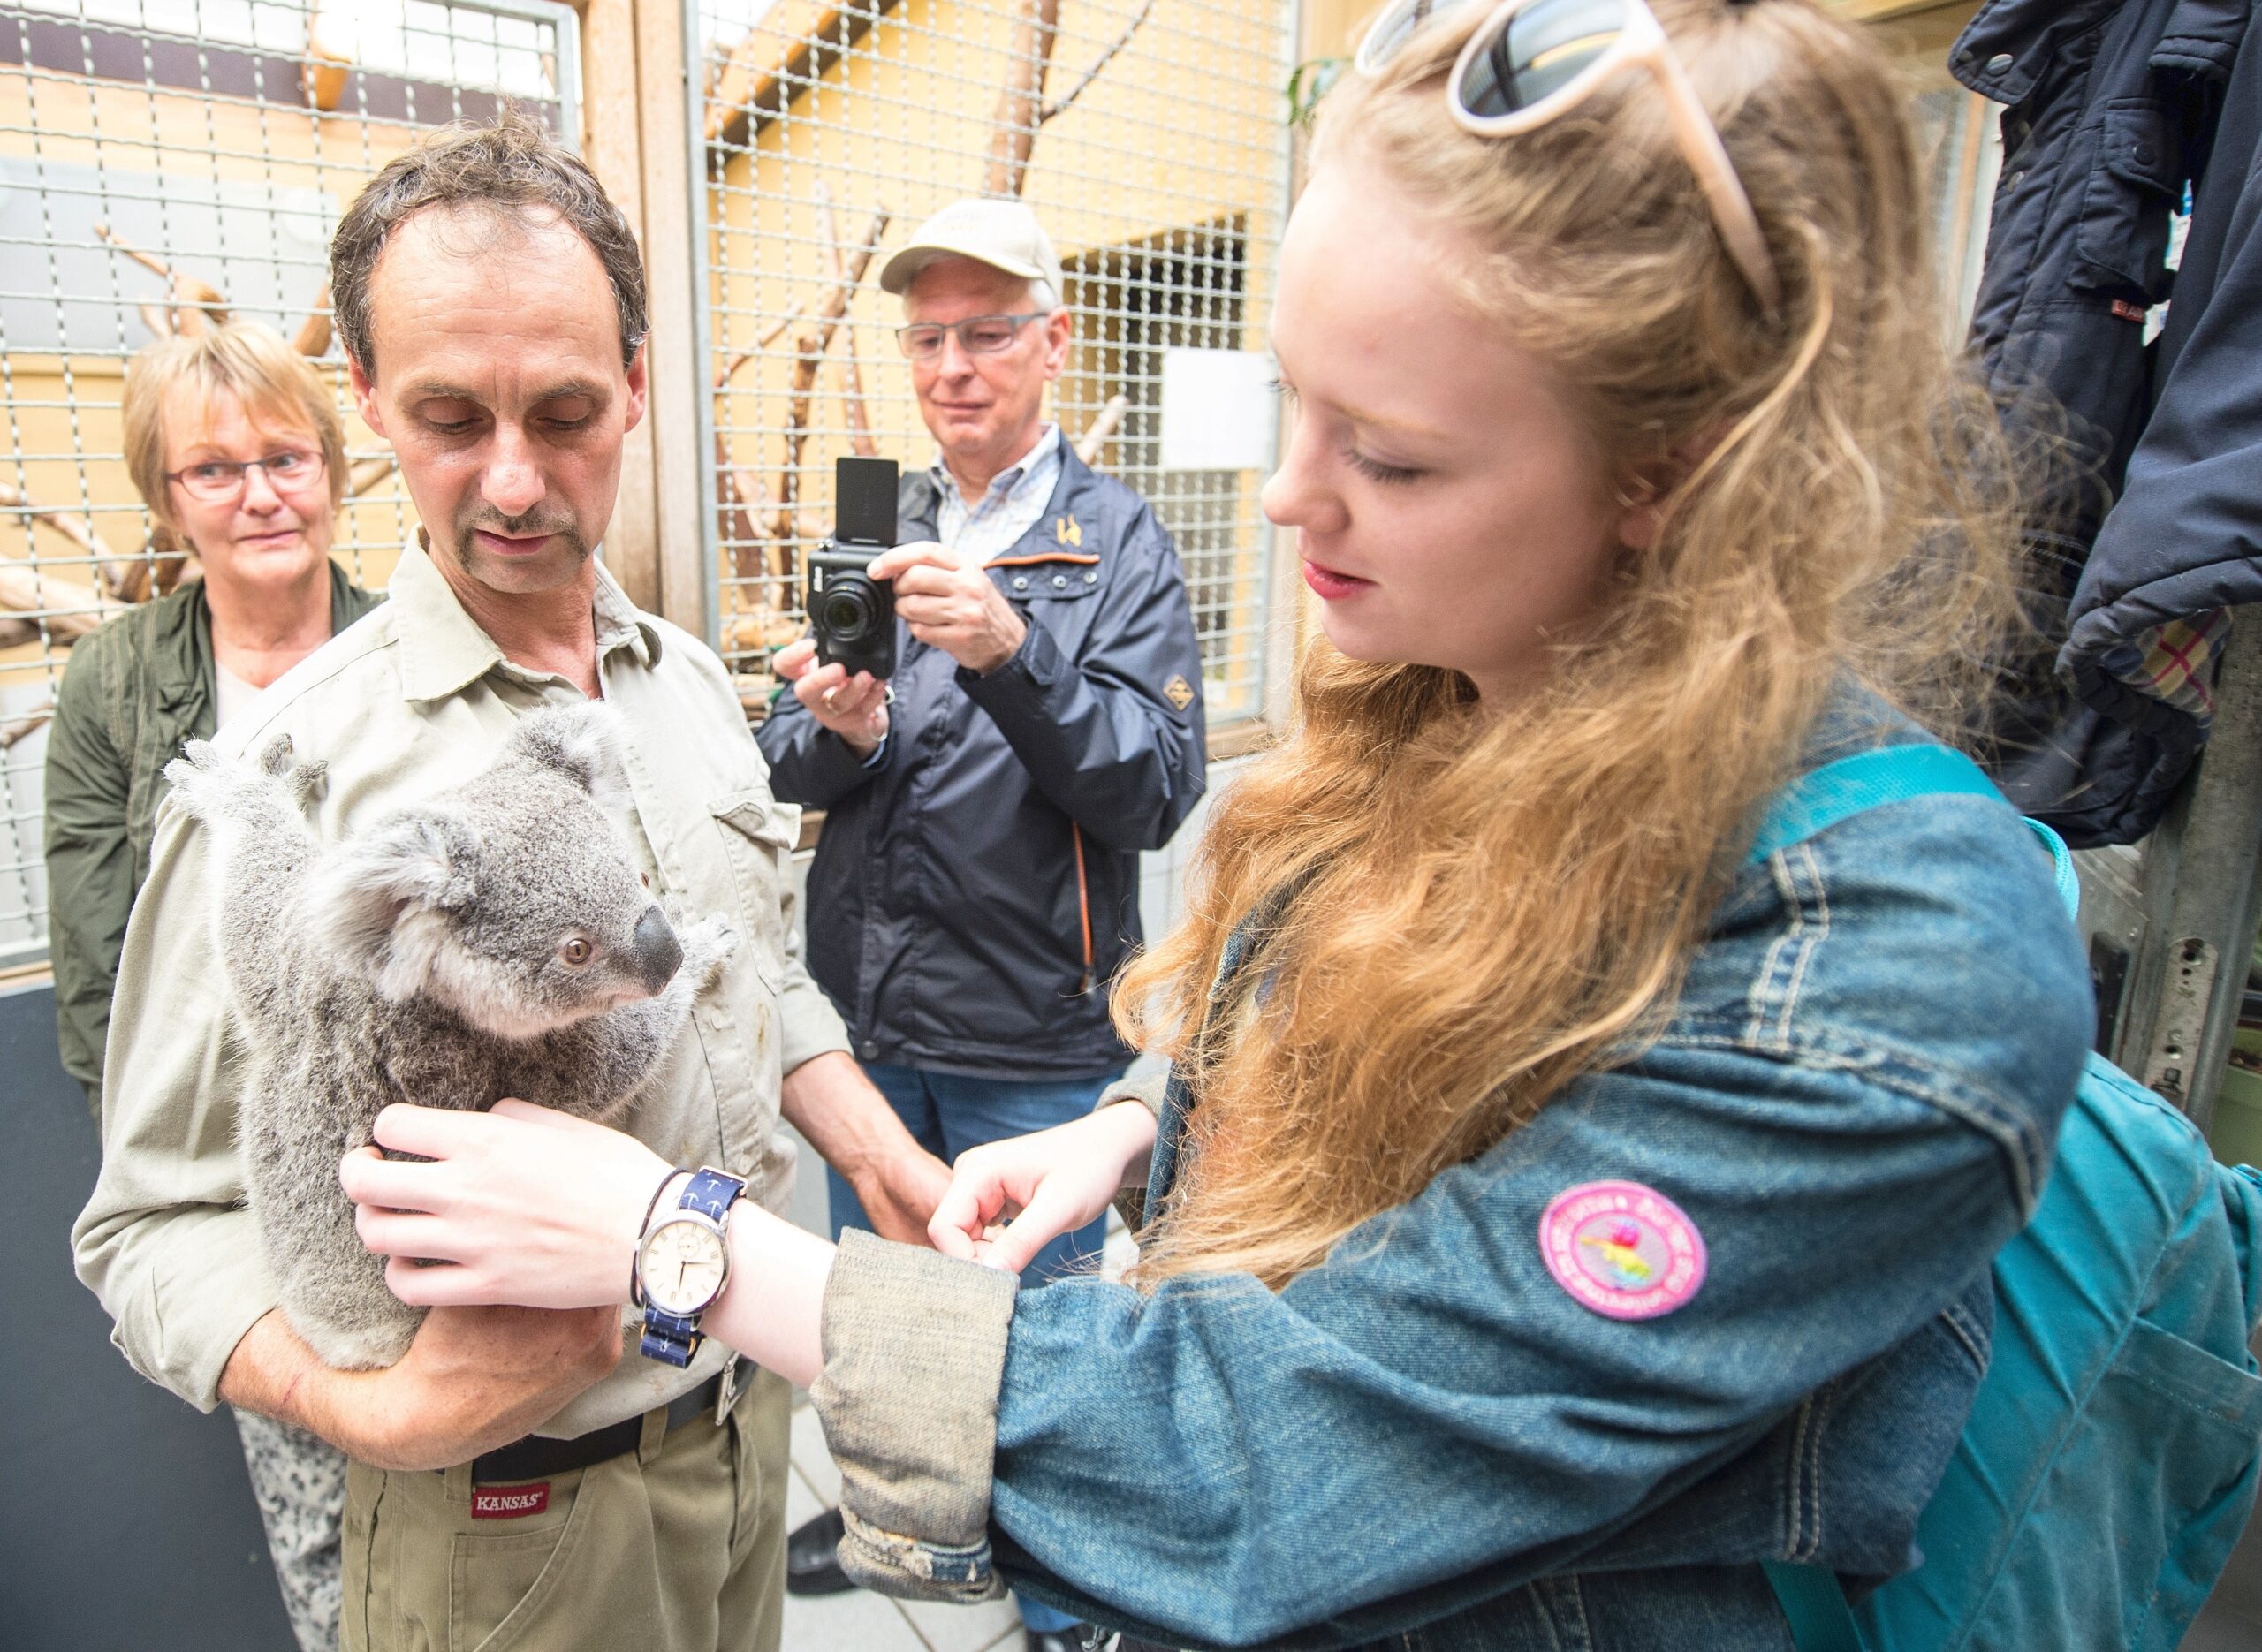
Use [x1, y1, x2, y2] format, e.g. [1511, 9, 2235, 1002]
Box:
[163, 448, 326, 504]
[1357, 0, 1783, 312]
[894, 311, 1051, 361]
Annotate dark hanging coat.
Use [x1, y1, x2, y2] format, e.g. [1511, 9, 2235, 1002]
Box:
[1957, 0, 2254, 845]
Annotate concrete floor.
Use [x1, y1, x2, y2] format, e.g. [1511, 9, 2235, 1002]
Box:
[782, 1393, 1028, 1652]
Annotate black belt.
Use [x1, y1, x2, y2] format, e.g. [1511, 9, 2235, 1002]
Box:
[471, 1371, 725, 1484]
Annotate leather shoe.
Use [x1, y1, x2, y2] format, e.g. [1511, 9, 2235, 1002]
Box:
[1025, 1631, 1089, 1652]
[785, 1506, 853, 1597]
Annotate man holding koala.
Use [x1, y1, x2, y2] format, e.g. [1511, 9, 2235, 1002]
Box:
[73, 115, 949, 1652]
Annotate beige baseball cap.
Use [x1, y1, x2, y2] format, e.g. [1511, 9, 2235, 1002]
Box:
[878, 196, 1066, 301]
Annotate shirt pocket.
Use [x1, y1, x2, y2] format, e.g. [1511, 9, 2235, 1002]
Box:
[710, 792, 797, 990]
[996, 560, 1102, 651]
[2071, 99, 2182, 303]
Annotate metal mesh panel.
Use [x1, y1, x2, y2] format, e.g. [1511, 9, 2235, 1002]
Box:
[0, 0, 578, 964]
[694, 0, 1295, 723]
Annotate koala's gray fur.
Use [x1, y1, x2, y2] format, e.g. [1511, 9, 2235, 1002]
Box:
[163, 702, 733, 1371]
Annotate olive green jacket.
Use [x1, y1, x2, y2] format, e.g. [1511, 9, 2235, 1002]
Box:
[44, 564, 382, 1111]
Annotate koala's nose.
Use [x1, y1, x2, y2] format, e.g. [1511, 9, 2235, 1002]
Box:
[632, 906, 683, 994]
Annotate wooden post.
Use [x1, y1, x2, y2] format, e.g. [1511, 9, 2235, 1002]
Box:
[633, 0, 712, 641]
[578, 0, 665, 614]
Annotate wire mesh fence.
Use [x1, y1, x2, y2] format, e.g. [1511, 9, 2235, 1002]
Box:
[0, 0, 577, 963]
[694, 0, 1296, 724]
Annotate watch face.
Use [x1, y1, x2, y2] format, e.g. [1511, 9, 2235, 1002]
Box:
[640, 1217, 728, 1317]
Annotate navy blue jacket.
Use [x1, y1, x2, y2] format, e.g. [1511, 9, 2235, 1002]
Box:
[756, 448, 1208, 1080]
[1958, 0, 2252, 845]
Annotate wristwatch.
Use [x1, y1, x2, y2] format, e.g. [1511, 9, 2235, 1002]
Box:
[634, 1166, 748, 1367]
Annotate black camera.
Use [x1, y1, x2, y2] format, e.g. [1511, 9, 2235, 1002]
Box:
[808, 456, 899, 680]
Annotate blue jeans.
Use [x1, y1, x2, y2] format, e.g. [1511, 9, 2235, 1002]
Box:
[830, 1060, 1124, 1633]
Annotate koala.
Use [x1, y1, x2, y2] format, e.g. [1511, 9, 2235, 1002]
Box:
[163, 701, 735, 1371]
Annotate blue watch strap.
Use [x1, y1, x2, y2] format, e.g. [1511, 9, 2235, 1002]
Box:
[676, 1167, 746, 1224]
[638, 1167, 747, 1368]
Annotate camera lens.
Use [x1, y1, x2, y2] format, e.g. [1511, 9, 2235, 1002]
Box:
[821, 583, 875, 642]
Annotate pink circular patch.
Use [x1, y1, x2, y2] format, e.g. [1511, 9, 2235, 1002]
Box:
[1539, 1180, 1708, 1321]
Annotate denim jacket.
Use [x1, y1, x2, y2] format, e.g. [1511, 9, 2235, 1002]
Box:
[808, 717, 2094, 1650]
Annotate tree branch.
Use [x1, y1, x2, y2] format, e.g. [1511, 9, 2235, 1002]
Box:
[1074, 393, 1129, 466]
[1039, 0, 1155, 124]
[94, 223, 229, 337]
[0, 553, 127, 639]
[348, 455, 398, 497]
[293, 281, 334, 358]
[0, 481, 142, 601]
[769, 196, 888, 572]
[821, 186, 879, 460]
[983, 0, 1063, 197]
[1, 695, 56, 747]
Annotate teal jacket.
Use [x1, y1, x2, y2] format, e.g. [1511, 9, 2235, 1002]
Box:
[43, 564, 382, 1110]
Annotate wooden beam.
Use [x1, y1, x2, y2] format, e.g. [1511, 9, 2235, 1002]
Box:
[704, 0, 906, 152]
[581, 0, 662, 611]
[635, 0, 711, 640]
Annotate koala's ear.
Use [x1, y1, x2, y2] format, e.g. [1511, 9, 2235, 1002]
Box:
[308, 807, 478, 999]
[503, 703, 632, 812]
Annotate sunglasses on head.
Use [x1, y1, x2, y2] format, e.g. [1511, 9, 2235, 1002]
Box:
[1355, 0, 1783, 313]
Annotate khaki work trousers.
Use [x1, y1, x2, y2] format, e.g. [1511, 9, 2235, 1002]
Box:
[341, 1368, 792, 1652]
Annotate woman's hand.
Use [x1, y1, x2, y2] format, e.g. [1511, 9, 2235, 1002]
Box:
[929, 1101, 1158, 1272]
[775, 635, 889, 754]
[340, 1099, 672, 1311]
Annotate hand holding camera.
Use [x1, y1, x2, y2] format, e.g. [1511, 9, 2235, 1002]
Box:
[800, 458, 1029, 745]
[867, 539, 1028, 677]
[776, 637, 889, 755]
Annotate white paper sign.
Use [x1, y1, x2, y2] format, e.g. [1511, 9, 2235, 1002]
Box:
[1158, 347, 1278, 472]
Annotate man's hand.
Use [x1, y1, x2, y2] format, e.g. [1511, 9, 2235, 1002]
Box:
[854, 1140, 955, 1246]
[220, 1300, 622, 1474]
[867, 541, 1027, 676]
[781, 1049, 952, 1245]
[775, 636, 888, 755]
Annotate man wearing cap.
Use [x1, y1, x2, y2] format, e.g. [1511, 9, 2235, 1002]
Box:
[756, 197, 1207, 1651]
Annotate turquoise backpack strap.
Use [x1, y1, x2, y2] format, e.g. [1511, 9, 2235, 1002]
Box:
[1747, 744, 2002, 868]
[1749, 741, 2071, 1651]
[1750, 741, 2078, 915]
[1761, 1561, 1866, 1652]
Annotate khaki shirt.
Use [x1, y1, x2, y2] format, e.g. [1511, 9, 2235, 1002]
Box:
[72, 540, 848, 1439]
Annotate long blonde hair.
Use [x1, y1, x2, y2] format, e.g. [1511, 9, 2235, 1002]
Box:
[1117, 0, 2025, 1289]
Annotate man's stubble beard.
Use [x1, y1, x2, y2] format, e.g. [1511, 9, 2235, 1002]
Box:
[445, 505, 593, 594]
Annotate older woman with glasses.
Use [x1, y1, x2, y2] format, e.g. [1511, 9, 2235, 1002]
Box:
[45, 318, 379, 1652]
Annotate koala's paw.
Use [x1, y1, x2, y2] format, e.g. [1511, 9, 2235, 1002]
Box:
[160, 739, 240, 819]
[256, 733, 327, 811]
[675, 914, 739, 989]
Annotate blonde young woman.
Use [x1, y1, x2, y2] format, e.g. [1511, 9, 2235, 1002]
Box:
[337, 1, 2092, 1646]
[47, 321, 379, 1652]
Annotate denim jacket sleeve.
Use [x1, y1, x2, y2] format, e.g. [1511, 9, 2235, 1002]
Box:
[811, 792, 2092, 1642]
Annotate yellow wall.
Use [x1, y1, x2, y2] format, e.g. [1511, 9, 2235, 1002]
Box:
[0, 72, 429, 690]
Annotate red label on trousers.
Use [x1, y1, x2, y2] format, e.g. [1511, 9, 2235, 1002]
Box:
[471, 1483, 550, 1519]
